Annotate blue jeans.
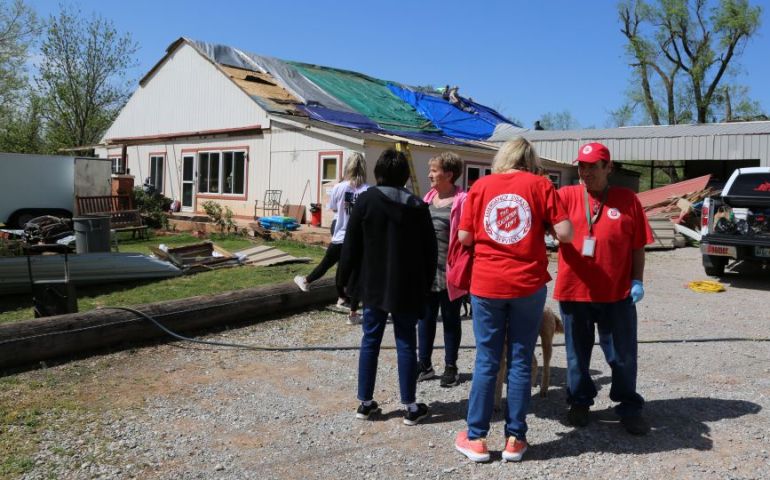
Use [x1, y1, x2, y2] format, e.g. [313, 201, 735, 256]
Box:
[560, 298, 644, 417]
[357, 306, 419, 405]
[418, 290, 462, 367]
[466, 287, 546, 441]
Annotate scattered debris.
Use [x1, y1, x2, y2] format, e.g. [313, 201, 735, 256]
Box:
[638, 175, 718, 249]
[236, 245, 311, 267]
[149, 241, 240, 273]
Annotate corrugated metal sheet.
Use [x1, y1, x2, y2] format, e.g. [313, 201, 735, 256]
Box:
[0, 253, 181, 294]
[503, 122, 770, 166]
[636, 175, 711, 208]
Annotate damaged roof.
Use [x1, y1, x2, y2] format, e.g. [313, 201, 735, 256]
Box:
[143, 38, 523, 146]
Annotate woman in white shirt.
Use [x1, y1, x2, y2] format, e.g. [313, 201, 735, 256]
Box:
[295, 152, 369, 324]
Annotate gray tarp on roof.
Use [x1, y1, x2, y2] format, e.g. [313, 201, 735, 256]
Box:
[189, 39, 357, 114]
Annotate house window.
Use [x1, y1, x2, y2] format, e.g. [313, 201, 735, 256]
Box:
[111, 156, 127, 174]
[321, 156, 338, 183]
[149, 155, 164, 192]
[547, 171, 562, 189]
[197, 150, 247, 196]
[466, 165, 492, 189]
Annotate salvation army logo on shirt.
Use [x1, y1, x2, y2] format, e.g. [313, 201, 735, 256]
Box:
[607, 208, 621, 220]
[483, 194, 532, 244]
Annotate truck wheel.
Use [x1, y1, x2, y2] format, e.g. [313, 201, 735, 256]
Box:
[703, 255, 726, 276]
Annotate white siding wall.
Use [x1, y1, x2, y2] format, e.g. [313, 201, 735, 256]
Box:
[102, 44, 269, 140]
[269, 126, 360, 207]
[103, 133, 270, 219]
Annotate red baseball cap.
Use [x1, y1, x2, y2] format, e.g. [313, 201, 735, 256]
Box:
[574, 142, 611, 164]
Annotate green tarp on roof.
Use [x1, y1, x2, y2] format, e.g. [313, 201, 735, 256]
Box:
[289, 62, 437, 132]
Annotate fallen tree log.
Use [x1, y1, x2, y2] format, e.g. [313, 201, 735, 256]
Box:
[0, 276, 336, 371]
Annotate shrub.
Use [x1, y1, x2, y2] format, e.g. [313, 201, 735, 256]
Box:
[201, 201, 237, 233]
[132, 187, 172, 229]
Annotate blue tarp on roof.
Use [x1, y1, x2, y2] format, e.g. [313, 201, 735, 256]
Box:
[296, 104, 380, 130]
[387, 84, 512, 140]
[186, 38, 517, 142]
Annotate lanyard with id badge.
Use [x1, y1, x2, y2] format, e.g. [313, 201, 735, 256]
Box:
[582, 186, 608, 257]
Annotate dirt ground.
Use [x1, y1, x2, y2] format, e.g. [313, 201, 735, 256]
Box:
[2, 247, 769, 480]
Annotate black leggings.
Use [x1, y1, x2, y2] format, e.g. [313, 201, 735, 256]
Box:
[306, 243, 359, 310]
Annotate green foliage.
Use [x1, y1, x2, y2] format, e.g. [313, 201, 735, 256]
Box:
[0, 93, 46, 153]
[538, 110, 580, 130]
[0, 0, 38, 115]
[132, 187, 171, 229]
[35, 5, 138, 150]
[616, 0, 763, 126]
[201, 200, 238, 233]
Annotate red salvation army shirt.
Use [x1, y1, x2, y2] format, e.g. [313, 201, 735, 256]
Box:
[459, 171, 568, 298]
[554, 185, 653, 302]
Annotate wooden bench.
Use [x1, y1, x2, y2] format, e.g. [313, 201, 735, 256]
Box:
[76, 195, 133, 215]
[76, 195, 149, 239]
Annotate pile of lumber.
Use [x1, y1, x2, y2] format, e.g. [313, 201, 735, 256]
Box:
[637, 175, 719, 249]
[149, 241, 240, 273]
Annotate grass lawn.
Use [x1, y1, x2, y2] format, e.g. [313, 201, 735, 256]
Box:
[0, 232, 327, 325]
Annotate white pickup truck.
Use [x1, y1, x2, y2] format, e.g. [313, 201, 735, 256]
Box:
[699, 166, 770, 276]
[0, 153, 112, 228]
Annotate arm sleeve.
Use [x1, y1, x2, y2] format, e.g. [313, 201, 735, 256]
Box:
[327, 183, 342, 212]
[542, 180, 568, 225]
[339, 196, 364, 284]
[458, 188, 477, 234]
[631, 194, 654, 248]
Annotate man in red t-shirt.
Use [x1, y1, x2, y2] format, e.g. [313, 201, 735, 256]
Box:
[554, 142, 653, 436]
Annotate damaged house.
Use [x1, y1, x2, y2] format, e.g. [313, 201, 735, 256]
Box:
[96, 38, 575, 226]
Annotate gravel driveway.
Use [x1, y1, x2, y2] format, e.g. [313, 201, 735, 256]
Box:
[3, 247, 770, 480]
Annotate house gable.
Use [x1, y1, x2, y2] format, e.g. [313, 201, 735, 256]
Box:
[103, 43, 269, 141]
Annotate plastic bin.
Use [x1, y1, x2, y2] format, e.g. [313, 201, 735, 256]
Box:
[73, 215, 112, 254]
[309, 203, 322, 227]
[258, 216, 300, 231]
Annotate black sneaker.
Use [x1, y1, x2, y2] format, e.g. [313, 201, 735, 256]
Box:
[440, 365, 459, 387]
[356, 401, 381, 420]
[403, 403, 429, 426]
[417, 362, 436, 382]
[568, 405, 590, 427]
[620, 415, 650, 435]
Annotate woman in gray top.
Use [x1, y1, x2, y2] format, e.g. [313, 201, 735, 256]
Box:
[417, 152, 468, 387]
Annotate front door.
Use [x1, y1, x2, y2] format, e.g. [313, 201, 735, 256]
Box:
[182, 154, 195, 211]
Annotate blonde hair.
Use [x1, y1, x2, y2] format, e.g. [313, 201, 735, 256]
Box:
[343, 152, 367, 188]
[429, 151, 463, 184]
[492, 137, 543, 174]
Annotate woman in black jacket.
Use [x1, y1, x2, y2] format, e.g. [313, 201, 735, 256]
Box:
[339, 148, 437, 426]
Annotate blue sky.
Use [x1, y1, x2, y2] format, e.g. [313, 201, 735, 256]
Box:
[27, 0, 770, 129]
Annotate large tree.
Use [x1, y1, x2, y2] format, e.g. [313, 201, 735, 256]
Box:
[36, 6, 137, 149]
[618, 0, 761, 125]
[0, 0, 38, 120]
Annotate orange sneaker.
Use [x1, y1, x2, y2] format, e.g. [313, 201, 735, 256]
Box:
[502, 436, 528, 462]
[454, 430, 490, 462]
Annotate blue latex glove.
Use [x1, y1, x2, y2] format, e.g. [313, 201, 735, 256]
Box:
[630, 280, 645, 304]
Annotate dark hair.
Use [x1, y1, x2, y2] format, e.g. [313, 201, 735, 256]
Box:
[374, 148, 410, 187]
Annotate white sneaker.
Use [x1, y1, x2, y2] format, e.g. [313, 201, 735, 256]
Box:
[293, 275, 309, 292]
[346, 311, 361, 325]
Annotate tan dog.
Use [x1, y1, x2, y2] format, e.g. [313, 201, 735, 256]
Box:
[494, 307, 564, 410]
